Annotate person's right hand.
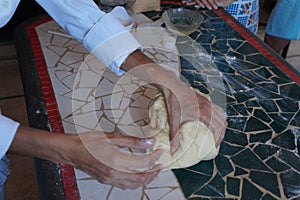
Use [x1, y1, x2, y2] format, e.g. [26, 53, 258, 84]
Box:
[184, 0, 235, 9]
[64, 131, 163, 189]
[162, 86, 227, 153]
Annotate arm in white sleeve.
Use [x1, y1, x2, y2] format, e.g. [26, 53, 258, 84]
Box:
[0, 0, 21, 28]
[0, 115, 20, 159]
[35, 0, 142, 75]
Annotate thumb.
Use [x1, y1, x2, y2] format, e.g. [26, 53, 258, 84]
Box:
[169, 119, 181, 154]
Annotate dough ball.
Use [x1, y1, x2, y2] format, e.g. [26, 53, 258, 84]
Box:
[145, 93, 219, 170]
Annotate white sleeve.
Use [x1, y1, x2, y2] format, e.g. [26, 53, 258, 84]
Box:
[35, 0, 141, 75]
[0, 0, 21, 28]
[0, 115, 20, 159]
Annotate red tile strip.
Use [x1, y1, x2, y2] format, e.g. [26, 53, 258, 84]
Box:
[214, 9, 300, 85]
[161, 0, 185, 6]
[26, 17, 80, 200]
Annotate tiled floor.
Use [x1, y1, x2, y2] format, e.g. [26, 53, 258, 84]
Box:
[257, 26, 300, 72]
[0, 12, 299, 200]
[0, 44, 39, 199]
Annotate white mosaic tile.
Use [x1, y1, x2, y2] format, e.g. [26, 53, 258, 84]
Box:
[78, 70, 101, 88]
[121, 107, 148, 124]
[97, 117, 116, 132]
[161, 188, 185, 200]
[118, 124, 144, 138]
[73, 112, 101, 130]
[54, 84, 71, 97]
[97, 78, 119, 97]
[104, 109, 124, 119]
[35, 26, 52, 46]
[64, 39, 80, 48]
[55, 95, 75, 118]
[51, 35, 71, 47]
[60, 73, 78, 89]
[147, 171, 181, 188]
[60, 51, 84, 66]
[107, 187, 143, 199]
[47, 68, 62, 87]
[42, 47, 60, 68]
[131, 95, 152, 108]
[71, 88, 93, 102]
[61, 120, 79, 134]
[55, 70, 73, 81]
[74, 169, 91, 180]
[77, 180, 112, 200]
[72, 43, 89, 54]
[47, 45, 67, 56]
[101, 93, 123, 110]
[144, 188, 173, 199]
[81, 99, 102, 113]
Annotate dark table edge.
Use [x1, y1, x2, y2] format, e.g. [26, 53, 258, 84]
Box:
[13, 15, 72, 200]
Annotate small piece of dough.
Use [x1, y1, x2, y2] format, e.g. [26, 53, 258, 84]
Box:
[145, 93, 219, 170]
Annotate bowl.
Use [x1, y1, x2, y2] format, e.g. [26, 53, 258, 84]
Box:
[162, 8, 204, 35]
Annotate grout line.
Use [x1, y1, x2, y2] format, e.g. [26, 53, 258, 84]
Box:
[0, 95, 25, 101]
[47, 30, 74, 39]
[286, 54, 300, 59]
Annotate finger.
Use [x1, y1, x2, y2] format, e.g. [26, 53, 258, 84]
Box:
[164, 90, 182, 154]
[169, 115, 180, 153]
[117, 149, 164, 171]
[111, 164, 162, 189]
[109, 132, 156, 150]
[95, 168, 142, 190]
[214, 120, 227, 147]
[170, 129, 180, 154]
[208, 0, 219, 9]
[207, 105, 227, 147]
[127, 164, 162, 187]
[185, 1, 196, 6]
[198, 0, 213, 9]
[194, 0, 206, 8]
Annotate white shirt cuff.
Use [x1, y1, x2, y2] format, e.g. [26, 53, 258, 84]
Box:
[0, 0, 21, 28]
[83, 6, 142, 75]
[0, 115, 19, 159]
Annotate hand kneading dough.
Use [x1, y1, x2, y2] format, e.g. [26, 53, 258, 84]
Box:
[145, 93, 219, 170]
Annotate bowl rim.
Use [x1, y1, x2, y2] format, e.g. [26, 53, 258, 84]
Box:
[162, 8, 204, 27]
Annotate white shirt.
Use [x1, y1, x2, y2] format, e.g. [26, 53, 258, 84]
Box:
[0, 115, 19, 159]
[0, 0, 142, 157]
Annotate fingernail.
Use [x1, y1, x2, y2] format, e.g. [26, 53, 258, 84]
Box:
[140, 138, 155, 145]
[208, 6, 212, 10]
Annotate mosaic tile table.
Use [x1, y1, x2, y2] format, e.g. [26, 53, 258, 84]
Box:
[14, 2, 300, 200]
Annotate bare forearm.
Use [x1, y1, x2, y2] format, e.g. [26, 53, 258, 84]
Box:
[9, 125, 76, 164]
